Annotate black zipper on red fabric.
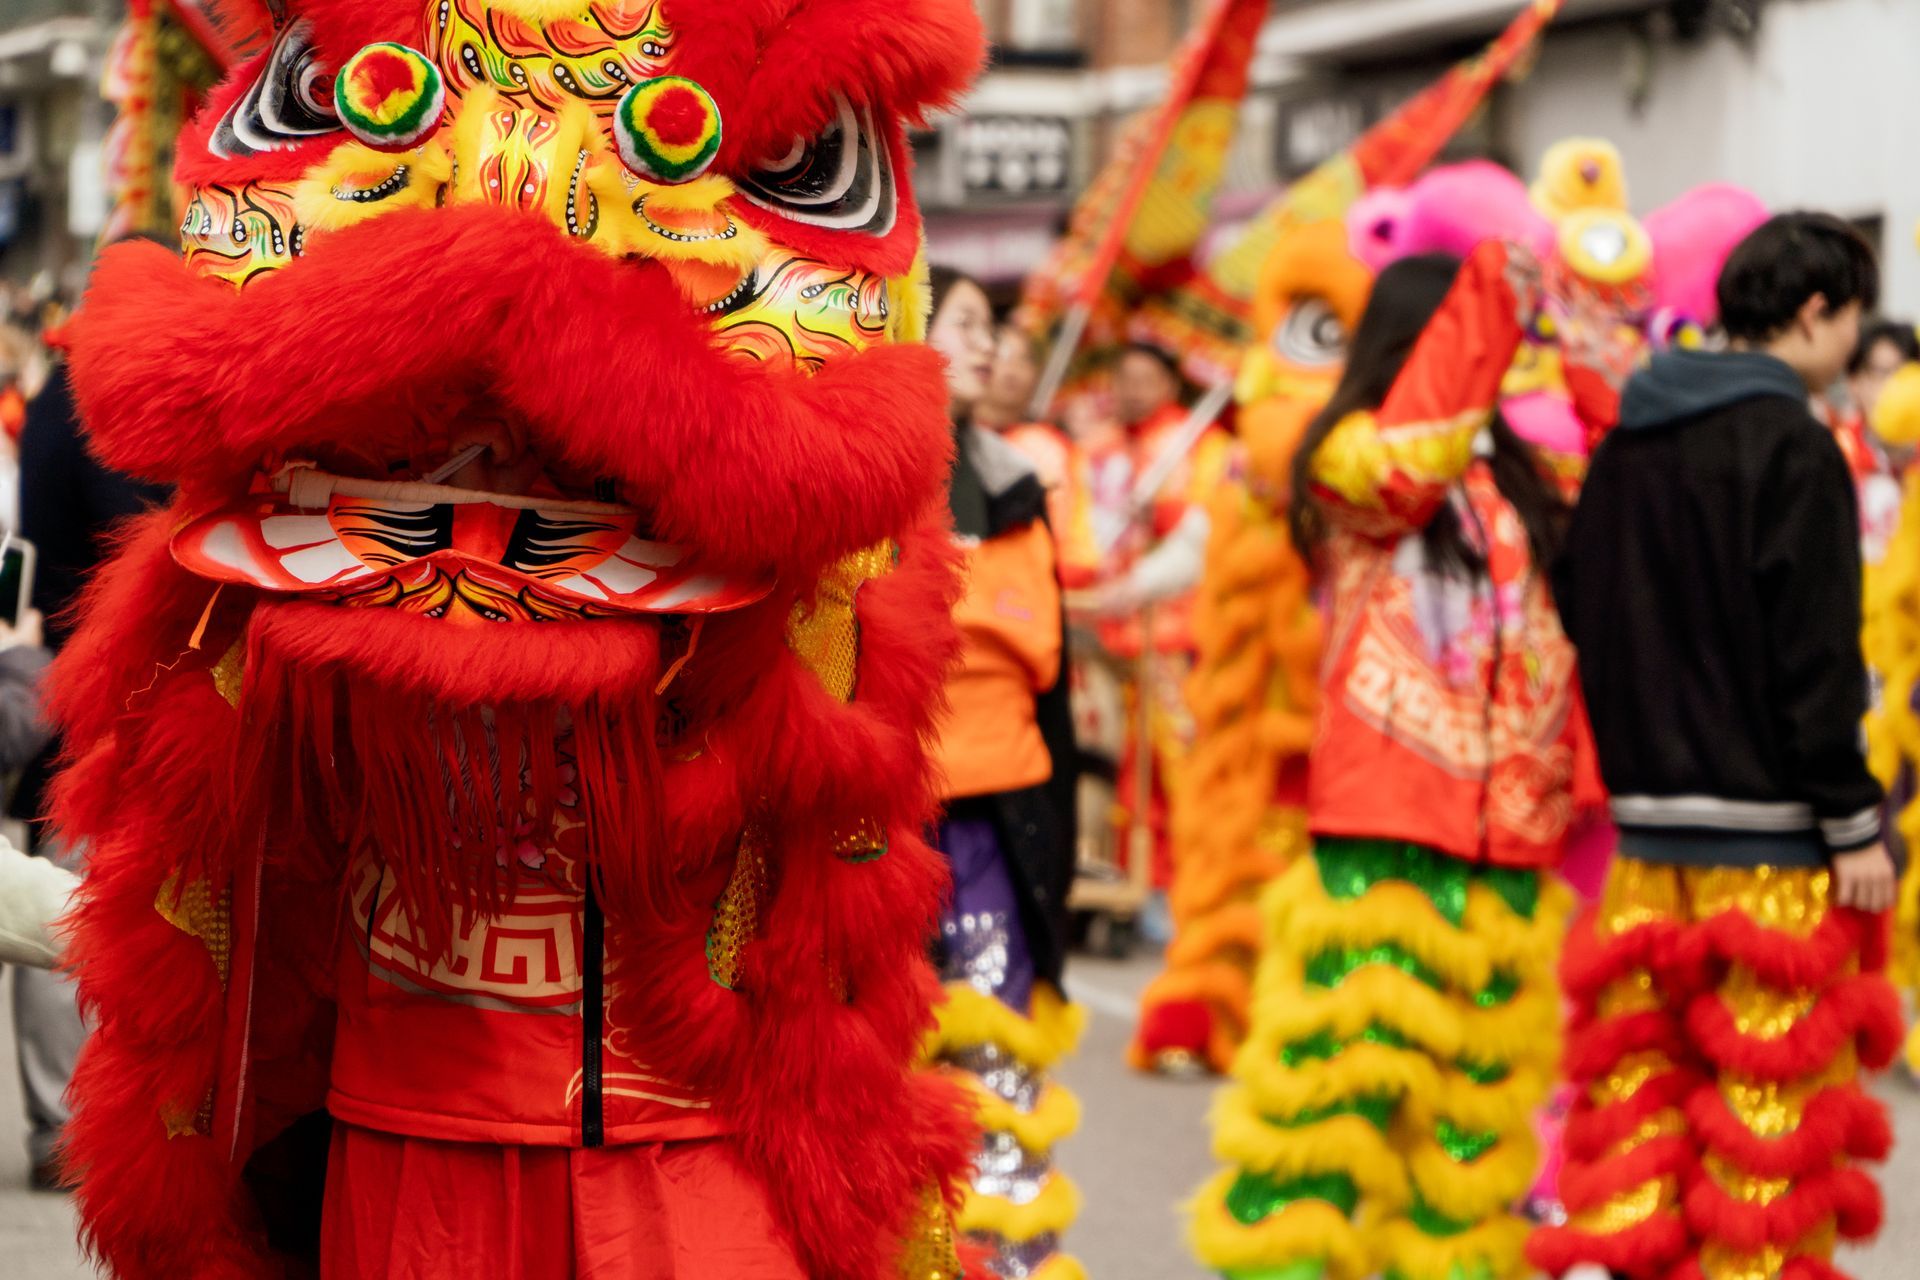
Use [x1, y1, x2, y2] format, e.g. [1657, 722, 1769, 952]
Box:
[582, 884, 605, 1148]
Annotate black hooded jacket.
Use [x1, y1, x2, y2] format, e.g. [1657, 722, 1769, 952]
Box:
[1555, 349, 1883, 866]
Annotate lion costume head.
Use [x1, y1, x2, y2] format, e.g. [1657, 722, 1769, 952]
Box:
[56, 3, 987, 1277]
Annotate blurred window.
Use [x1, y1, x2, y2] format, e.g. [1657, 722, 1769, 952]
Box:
[1007, 0, 1079, 51]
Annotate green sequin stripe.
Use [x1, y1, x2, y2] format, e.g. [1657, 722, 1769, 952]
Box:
[1224, 1262, 1327, 1280]
[1313, 838, 1539, 923]
[1474, 971, 1519, 1008]
[1405, 1188, 1476, 1237]
[1383, 1263, 1497, 1280]
[1280, 1024, 1409, 1067]
[1456, 1058, 1509, 1085]
[1302, 944, 1518, 1009]
[1303, 943, 1442, 991]
[1434, 1117, 1500, 1164]
[1265, 1093, 1397, 1132]
[1224, 1170, 1360, 1226]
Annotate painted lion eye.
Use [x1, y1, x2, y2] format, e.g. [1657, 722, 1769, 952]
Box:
[738, 96, 896, 237]
[209, 20, 341, 158]
[1274, 297, 1347, 368]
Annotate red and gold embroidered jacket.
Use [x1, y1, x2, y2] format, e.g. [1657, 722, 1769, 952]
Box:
[1306, 241, 1588, 869]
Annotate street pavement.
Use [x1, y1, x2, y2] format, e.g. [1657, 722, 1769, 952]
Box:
[3, 951, 1918, 1278]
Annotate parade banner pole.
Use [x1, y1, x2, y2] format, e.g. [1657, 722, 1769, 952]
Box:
[1020, 0, 1270, 416]
[1097, 377, 1237, 558]
[1031, 302, 1092, 418]
[1130, 603, 1158, 906]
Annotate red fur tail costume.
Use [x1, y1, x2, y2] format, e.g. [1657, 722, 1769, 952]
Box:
[1528, 859, 1901, 1280]
[53, 1, 987, 1276]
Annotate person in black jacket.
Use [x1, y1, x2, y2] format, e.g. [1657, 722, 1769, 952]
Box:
[1533, 214, 1902, 1280]
[9, 362, 167, 1191]
[916, 267, 1085, 1278]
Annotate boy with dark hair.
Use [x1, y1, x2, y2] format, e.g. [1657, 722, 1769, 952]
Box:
[1532, 212, 1903, 1280]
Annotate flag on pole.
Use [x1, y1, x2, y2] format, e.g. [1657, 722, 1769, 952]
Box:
[101, 0, 272, 243]
[1134, 0, 1567, 386]
[1015, 0, 1270, 408]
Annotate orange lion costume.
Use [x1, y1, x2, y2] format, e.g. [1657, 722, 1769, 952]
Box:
[52, 1, 989, 1276]
[1131, 0, 1566, 1075]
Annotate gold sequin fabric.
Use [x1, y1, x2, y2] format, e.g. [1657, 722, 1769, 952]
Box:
[1699, 1223, 1838, 1280]
[833, 816, 888, 863]
[1597, 857, 1688, 938]
[895, 1187, 963, 1280]
[1566, 1176, 1678, 1235]
[1703, 1154, 1792, 1206]
[209, 638, 245, 708]
[1595, 861, 1832, 941]
[1538, 857, 1870, 1278]
[160, 1094, 214, 1140]
[706, 825, 770, 991]
[786, 541, 896, 703]
[1720, 966, 1819, 1041]
[1688, 864, 1831, 941]
[154, 869, 233, 985]
[1720, 1050, 1857, 1140]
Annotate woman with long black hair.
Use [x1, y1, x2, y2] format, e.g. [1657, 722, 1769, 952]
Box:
[919, 266, 1085, 1280]
[1193, 243, 1584, 1280]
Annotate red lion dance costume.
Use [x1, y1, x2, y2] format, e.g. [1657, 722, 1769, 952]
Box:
[53, 1, 990, 1276]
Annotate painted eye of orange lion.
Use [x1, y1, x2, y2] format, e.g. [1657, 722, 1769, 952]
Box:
[1273, 296, 1349, 369]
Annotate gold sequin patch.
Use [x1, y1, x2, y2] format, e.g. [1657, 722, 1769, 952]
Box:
[209, 638, 245, 708]
[160, 1096, 213, 1140]
[1704, 1153, 1793, 1206]
[1699, 1223, 1838, 1280]
[1686, 864, 1829, 940]
[707, 825, 770, 992]
[1597, 969, 1663, 1019]
[834, 816, 888, 863]
[1720, 1049, 1858, 1139]
[1566, 1176, 1678, 1235]
[1720, 965, 1818, 1041]
[1590, 1050, 1675, 1109]
[154, 870, 233, 985]
[786, 541, 895, 703]
[1603, 1112, 1689, 1162]
[896, 1186, 963, 1280]
[1599, 859, 1686, 938]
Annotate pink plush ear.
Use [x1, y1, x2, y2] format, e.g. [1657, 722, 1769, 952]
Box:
[1644, 184, 1769, 326]
[1350, 161, 1552, 268]
[1347, 188, 1415, 275]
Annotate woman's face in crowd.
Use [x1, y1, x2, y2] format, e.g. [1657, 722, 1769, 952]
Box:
[928, 280, 997, 414]
[984, 328, 1040, 418]
[1853, 335, 1909, 423]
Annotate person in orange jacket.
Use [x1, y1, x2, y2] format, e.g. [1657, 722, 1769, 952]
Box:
[921, 266, 1086, 1279]
[1073, 344, 1232, 899]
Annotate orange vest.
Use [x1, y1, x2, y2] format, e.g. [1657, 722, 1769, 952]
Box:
[933, 520, 1062, 799]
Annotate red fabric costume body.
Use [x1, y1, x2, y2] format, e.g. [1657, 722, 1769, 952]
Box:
[53, 2, 987, 1276]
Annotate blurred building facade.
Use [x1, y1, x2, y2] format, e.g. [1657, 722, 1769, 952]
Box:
[0, 0, 117, 295]
[4, 0, 1917, 311]
[931, 0, 1920, 316]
